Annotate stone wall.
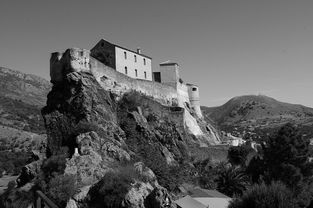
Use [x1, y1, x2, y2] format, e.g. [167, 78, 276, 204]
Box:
[90, 57, 178, 106]
[49, 48, 220, 144]
[90, 39, 116, 69]
[50, 48, 90, 83]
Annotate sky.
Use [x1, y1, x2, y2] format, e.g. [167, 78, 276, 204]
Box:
[0, 0, 312, 107]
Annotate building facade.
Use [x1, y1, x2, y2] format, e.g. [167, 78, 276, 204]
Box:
[91, 39, 152, 81]
[153, 60, 203, 118]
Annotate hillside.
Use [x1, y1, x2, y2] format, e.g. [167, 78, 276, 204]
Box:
[0, 67, 51, 134]
[0, 67, 49, 176]
[202, 95, 313, 140]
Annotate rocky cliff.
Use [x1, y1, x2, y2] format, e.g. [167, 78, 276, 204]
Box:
[1, 49, 222, 208]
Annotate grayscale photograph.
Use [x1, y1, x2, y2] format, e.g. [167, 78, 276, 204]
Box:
[0, 1, 312, 208]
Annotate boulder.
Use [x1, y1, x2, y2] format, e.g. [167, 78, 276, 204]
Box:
[121, 181, 154, 208]
[134, 162, 158, 186]
[65, 150, 109, 185]
[144, 187, 175, 208]
[73, 185, 91, 202]
[17, 160, 43, 187]
[65, 199, 78, 208]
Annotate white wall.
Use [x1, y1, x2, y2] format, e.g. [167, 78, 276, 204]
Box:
[115, 47, 152, 81]
[177, 82, 190, 107]
[187, 84, 203, 118]
[159, 64, 179, 85]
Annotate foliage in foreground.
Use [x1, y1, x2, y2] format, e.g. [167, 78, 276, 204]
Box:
[35, 148, 77, 208]
[46, 174, 77, 208]
[228, 182, 296, 208]
[216, 166, 249, 197]
[88, 165, 144, 208]
[0, 151, 31, 176]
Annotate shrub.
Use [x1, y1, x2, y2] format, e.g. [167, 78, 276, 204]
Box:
[216, 166, 249, 197]
[47, 174, 77, 208]
[0, 187, 35, 208]
[88, 169, 136, 208]
[42, 147, 69, 178]
[228, 182, 296, 208]
[228, 145, 250, 166]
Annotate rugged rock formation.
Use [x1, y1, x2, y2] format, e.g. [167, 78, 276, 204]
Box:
[1, 49, 221, 207]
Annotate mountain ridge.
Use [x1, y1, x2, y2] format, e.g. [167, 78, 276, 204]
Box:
[0, 67, 49, 152]
[201, 94, 313, 140]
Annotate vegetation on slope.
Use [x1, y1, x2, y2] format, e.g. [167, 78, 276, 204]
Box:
[201, 95, 313, 140]
[197, 123, 313, 208]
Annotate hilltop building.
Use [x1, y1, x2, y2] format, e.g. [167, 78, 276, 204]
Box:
[153, 61, 202, 118]
[91, 39, 152, 81]
[50, 39, 213, 139]
[89, 39, 203, 118]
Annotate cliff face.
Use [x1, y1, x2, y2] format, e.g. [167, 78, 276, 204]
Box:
[50, 48, 220, 145]
[42, 69, 192, 168]
[2, 47, 222, 208]
[39, 70, 187, 207]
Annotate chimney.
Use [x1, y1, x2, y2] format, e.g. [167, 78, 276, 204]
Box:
[137, 48, 141, 54]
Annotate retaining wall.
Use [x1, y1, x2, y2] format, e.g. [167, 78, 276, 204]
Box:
[90, 57, 178, 106]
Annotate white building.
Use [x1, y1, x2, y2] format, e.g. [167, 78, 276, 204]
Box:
[153, 61, 203, 118]
[91, 39, 152, 81]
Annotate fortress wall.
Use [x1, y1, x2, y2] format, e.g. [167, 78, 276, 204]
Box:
[187, 84, 203, 118]
[89, 57, 178, 106]
[50, 48, 91, 83]
[177, 82, 190, 107]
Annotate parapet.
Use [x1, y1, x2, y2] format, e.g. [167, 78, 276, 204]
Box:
[50, 48, 91, 83]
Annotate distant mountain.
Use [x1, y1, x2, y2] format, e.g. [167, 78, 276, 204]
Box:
[0, 67, 50, 151]
[201, 95, 313, 140]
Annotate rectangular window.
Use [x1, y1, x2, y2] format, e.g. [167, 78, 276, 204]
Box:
[135, 69, 138, 77]
[124, 51, 127, 59]
[125, 66, 128, 74]
[134, 55, 137, 62]
[192, 87, 197, 91]
[143, 58, 146, 65]
[144, 71, 147, 79]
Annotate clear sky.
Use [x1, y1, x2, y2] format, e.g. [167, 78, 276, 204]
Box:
[0, 0, 312, 107]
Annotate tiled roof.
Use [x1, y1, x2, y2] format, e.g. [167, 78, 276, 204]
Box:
[159, 60, 179, 66]
[175, 195, 207, 208]
[189, 188, 230, 198]
[193, 197, 231, 208]
[98, 39, 152, 59]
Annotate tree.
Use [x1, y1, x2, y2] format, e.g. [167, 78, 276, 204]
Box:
[228, 182, 296, 208]
[88, 169, 136, 208]
[262, 123, 313, 190]
[47, 174, 77, 208]
[246, 123, 313, 207]
[228, 145, 250, 166]
[216, 166, 249, 197]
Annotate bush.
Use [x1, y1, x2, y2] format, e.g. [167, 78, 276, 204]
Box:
[216, 166, 249, 197]
[0, 187, 35, 208]
[229, 182, 296, 208]
[47, 174, 77, 208]
[41, 147, 69, 178]
[0, 151, 30, 175]
[228, 145, 250, 166]
[195, 159, 225, 190]
[88, 167, 138, 208]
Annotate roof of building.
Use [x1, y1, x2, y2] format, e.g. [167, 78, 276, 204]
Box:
[159, 60, 179, 66]
[189, 188, 230, 198]
[193, 197, 231, 208]
[97, 39, 152, 59]
[175, 195, 207, 208]
[186, 83, 199, 87]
